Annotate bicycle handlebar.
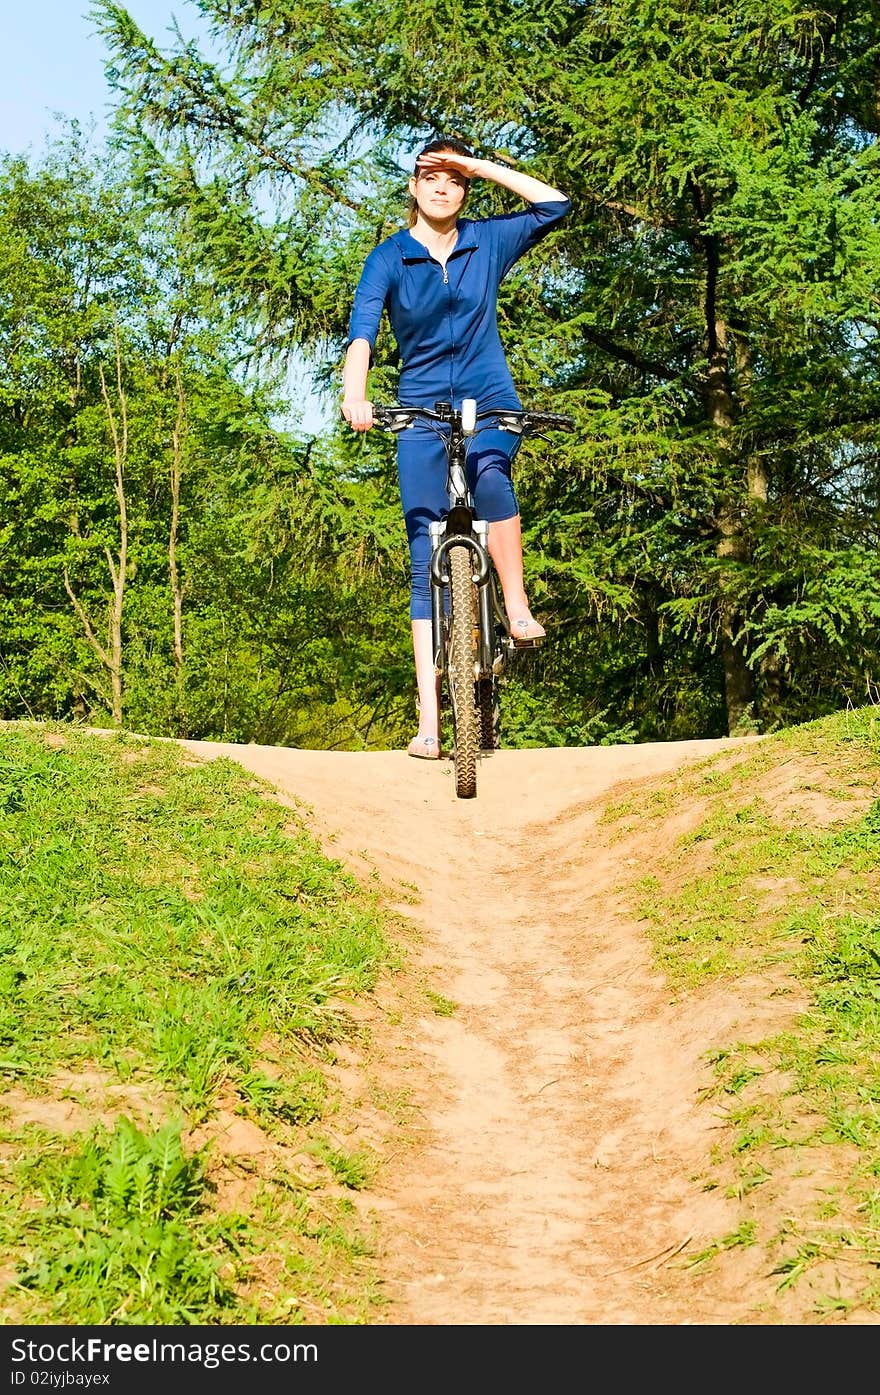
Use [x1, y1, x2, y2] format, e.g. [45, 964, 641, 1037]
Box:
[371, 403, 576, 436]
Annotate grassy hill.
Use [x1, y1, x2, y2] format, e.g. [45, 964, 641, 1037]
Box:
[1, 709, 879, 1324]
[600, 707, 880, 1318]
[0, 723, 398, 1324]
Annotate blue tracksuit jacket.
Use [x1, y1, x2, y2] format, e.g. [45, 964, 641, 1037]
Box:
[346, 198, 570, 409]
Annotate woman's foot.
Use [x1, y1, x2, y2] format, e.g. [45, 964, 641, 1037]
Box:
[407, 734, 442, 760]
[510, 614, 546, 644]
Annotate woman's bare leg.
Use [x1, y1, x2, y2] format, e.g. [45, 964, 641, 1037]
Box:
[411, 618, 441, 742]
[487, 514, 541, 626]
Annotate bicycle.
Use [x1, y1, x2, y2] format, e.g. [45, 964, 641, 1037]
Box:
[372, 397, 575, 798]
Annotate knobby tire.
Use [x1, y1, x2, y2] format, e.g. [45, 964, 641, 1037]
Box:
[478, 570, 507, 751]
[447, 544, 479, 798]
[478, 677, 500, 750]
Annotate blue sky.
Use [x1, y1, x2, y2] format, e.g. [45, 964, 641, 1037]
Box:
[0, 2, 331, 431]
[0, 3, 208, 157]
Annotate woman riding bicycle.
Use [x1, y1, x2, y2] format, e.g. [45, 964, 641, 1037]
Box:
[341, 138, 570, 759]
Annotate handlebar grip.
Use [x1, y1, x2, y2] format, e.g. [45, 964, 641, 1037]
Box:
[493, 411, 576, 435]
[526, 412, 576, 432]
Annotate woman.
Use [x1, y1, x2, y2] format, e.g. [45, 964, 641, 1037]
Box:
[342, 138, 570, 759]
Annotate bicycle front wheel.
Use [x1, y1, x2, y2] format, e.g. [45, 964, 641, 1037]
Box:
[447, 543, 480, 798]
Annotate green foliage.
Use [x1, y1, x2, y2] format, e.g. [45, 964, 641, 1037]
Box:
[88, 0, 880, 741]
[310, 1140, 374, 1190]
[239, 1066, 327, 1125]
[0, 5, 876, 743]
[0, 134, 415, 748]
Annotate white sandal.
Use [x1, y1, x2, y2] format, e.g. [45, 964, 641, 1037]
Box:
[510, 616, 546, 644]
[407, 735, 442, 760]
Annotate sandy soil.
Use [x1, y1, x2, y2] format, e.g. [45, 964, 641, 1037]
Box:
[175, 734, 847, 1326]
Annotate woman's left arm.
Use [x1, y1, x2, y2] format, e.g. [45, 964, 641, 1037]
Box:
[415, 150, 567, 204]
[472, 159, 567, 205]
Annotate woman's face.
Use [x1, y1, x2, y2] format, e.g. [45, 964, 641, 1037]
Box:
[409, 164, 468, 222]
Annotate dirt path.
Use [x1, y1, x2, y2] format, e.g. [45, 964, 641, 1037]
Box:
[180, 737, 806, 1325]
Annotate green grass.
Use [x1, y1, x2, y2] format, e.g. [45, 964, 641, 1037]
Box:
[0, 723, 397, 1325]
[607, 705, 880, 1318]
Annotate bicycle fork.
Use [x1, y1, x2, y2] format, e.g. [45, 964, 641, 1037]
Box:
[429, 519, 494, 676]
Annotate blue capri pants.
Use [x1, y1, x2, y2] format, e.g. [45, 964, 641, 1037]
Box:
[397, 425, 522, 621]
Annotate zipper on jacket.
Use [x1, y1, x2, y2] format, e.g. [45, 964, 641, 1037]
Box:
[445, 264, 454, 397]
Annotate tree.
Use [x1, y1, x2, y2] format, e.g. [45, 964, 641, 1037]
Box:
[85, 2, 880, 739]
[0, 133, 414, 746]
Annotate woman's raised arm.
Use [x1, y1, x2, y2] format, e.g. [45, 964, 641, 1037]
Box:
[415, 149, 567, 205]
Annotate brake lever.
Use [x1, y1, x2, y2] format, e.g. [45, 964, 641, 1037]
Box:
[374, 410, 414, 433]
[494, 414, 525, 435]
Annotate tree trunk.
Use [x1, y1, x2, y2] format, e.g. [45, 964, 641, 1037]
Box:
[732, 326, 782, 720]
[169, 366, 186, 681]
[699, 216, 756, 735]
[709, 321, 756, 736]
[102, 345, 128, 727]
[64, 334, 129, 727]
